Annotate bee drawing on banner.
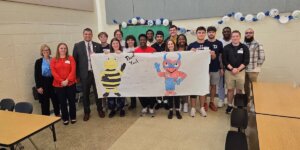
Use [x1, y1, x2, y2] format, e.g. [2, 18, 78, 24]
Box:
[154, 53, 187, 96]
[100, 56, 126, 97]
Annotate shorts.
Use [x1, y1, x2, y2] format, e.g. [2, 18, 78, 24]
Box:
[225, 70, 245, 90]
[210, 71, 220, 85]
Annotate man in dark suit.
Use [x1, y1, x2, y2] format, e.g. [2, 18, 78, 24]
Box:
[73, 28, 105, 121]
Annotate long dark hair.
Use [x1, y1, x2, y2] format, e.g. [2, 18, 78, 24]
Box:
[177, 34, 188, 50]
[125, 35, 137, 48]
[55, 43, 69, 60]
[165, 39, 178, 52]
[109, 38, 123, 52]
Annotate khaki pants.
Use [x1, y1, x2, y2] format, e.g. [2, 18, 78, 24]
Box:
[244, 72, 259, 102]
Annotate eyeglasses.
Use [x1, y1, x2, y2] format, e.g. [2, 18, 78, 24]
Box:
[245, 32, 254, 34]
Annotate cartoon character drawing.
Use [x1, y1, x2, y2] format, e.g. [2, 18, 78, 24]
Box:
[100, 57, 126, 97]
[154, 53, 187, 96]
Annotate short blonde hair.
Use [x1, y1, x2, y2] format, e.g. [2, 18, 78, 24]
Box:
[40, 44, 51, 56]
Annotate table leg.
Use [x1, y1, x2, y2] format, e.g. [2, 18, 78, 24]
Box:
[50, 124, 57, 142]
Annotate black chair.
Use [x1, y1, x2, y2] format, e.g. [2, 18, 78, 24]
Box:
[15, 102, 33, 114]
[0, 98, 15, 111]
[234, 94, 248, 108]
[225, 108, 248, 150]
[14, 102, 38, 150]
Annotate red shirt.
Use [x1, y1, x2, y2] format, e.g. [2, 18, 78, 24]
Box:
[134, 46, 156, 53]
[50, 56, 76, 87]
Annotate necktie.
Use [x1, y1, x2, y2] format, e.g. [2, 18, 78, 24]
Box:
[88, 42, 92, 56]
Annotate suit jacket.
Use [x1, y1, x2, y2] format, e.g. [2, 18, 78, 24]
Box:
[73, 41, 103, 79]
[34, 58, 54, 89]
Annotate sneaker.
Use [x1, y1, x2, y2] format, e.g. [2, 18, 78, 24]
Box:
[120, 109, 125, 117]
[204, 102, 208, 111]
[190, 107, 196, 117]
[249, 100, 255, 113]
[217, 99, 224, 108]
[140, 108, 147, 117]
[226, 106, 233, 114]
[168, 110, 173, 119]
[175, 110, 182, 119]
[63, 120, 69, 125]
[209, 102, 218, 111]
[179, 103, 183, 111]
[109, 110, 116, 118]
[200, 107, 207, 117]
[71, 119, 77, 124]
[183, 103, 188, 113]
[149, 109, 155, 117]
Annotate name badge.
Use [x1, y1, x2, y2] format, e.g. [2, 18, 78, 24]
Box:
[65, 60, 70, 64]
[237, 48, 243, 54]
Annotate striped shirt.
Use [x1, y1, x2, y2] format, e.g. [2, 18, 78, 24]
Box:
[244, 40, 265, 72]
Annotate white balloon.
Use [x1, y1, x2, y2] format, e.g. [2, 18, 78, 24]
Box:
[155, 19, 161, 25]
[245, 14, 254, 22]
[163, 19, 169, 26]
[147, 20, 154, 26]
[279, 16, 289, 24]
[234, 12, 243, 20]
[292, 10, 300, 19]
[256, 12, 265, 20]
[121, 22, 127, 28]
[139, 18, 145, 24]
[222, 16, 230, 23]
[269, 8, 279, 17]
[131, 18, 138, 25]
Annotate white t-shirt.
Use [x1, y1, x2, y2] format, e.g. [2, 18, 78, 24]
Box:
[123, 47, 135, 53]
[218, 38, 231, 47]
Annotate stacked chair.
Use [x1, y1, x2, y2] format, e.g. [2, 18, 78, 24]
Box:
[225, 94, 249, 150]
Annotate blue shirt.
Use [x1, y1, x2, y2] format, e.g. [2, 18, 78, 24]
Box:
[206, 39, 223, 72]
[42, 58, 52, 77]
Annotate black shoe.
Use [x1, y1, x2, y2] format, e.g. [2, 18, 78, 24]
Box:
[120, 109, 125, 117]
[155, 104, 160, 110]
[226, 106, 233, 114]
[109, 110, 116, 118]
[175, 111, 182, 119]
[115, 93, 121, 97]
[128, 105, 136, 110]
[168, 110, 173, 119]
[71, 119, 77, 124]
[103, 92, 109, 97]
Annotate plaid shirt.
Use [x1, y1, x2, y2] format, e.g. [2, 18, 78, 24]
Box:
[244, 40, 265, 72]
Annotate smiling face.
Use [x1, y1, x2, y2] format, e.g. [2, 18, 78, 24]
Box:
[58, 44, 67, 57]
[167, 40, 175, 51]
[83, 31, 93, 42]
[126, 39, 135, 48]
[177, 35, 186, 47]
[112, 40, 120, 52]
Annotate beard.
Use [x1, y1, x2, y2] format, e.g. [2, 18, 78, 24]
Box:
[244, 37, 254, 43]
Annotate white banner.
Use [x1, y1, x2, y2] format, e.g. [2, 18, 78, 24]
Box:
[91, 51, 211, 98]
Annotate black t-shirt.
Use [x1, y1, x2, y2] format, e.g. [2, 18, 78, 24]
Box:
[151, 42, 166, 52]
[101, 44, 110, 51]
[206, 39, 223, 72]
[187, 40, 211, 51]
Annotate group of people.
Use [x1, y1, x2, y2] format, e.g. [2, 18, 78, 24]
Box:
[34, 25, 265, 125]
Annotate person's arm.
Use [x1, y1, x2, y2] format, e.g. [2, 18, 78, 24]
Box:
[257, 43, 265, 66]
[34, 59, 42, 88]
[67, 56, 76, 82]
[72, 43, 80, 79]
[222, 47, 232, 70]
[243, 45, 250, 67]
[50, 59, 64, 83]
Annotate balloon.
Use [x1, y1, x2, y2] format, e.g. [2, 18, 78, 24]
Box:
[279, 16, 289, 24]
[131, 18, 138, 25]
[292, 10, 300, 19]
[121, 22, 127, 28]
[139, 18, 145, 25]
[155, 19, 161, 25]
[163, 19, 169, 26]
[234, 12, 243, 21]
[269, 8, 279, 17]
[256, 12, 266, 20]
[245, 14, 254, 22]
[222, 16, 230, 23]
[147, 20, 154, 26]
